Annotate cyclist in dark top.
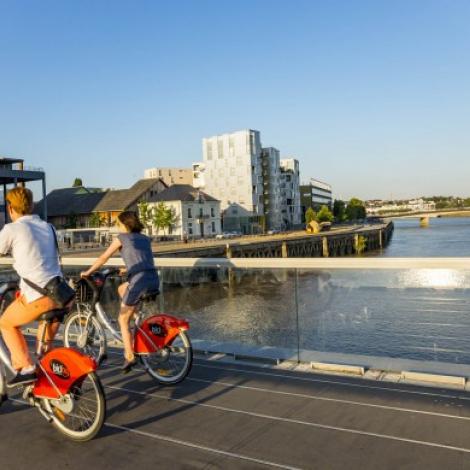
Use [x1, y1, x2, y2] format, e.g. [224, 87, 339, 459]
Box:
[81, 211, 159, 372]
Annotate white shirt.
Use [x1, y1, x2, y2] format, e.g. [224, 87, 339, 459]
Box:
[0, 215, 62, 302]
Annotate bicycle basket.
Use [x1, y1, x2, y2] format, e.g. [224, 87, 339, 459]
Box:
[74, 279, 94, 304]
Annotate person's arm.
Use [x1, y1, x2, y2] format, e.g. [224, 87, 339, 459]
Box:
[0, 225, 12, 256]
[81, 237, 122, 277]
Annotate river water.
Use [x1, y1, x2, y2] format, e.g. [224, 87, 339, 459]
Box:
[157, 217, 470, 366]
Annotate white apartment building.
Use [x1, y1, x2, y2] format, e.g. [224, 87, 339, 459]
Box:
[149, 184, 221, 239]
[144, 167, 193, 186]
[195, 129, 265, 233]
[280, 158, 302, 228]
[310, 179, 333, 209]
[261, 147, 282, 230]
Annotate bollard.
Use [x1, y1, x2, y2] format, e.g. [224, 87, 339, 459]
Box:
[322, 237, 329, 257]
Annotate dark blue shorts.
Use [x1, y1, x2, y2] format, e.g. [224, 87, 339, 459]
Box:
[122, 271, 160, 306]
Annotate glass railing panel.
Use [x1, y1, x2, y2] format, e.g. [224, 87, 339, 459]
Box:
[297, 268, 470, 373]
[158, 266, 299, 362]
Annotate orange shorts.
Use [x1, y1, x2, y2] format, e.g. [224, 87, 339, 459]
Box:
[0, 295, 59, 370]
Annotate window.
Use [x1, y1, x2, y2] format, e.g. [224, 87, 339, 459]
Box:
[217, 139, 223, 159]
[207, 142, 213, 160]
[212, 222, 216, 233]
[199, 208, 203, 217]
[211, 207, 215, 217]
[188, 208, 192, 218]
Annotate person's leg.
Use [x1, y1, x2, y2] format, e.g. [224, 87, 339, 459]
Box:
[118, 304, 136, 362]
[36, 321, 61, 354]
[0, 295, 56, 370]
[118, 282, 129, 300]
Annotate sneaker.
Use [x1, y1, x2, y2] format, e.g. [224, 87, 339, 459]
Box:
[7, 372, 37, 388]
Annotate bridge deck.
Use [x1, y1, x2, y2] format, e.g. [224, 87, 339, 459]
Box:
[3, 345, 470, 469]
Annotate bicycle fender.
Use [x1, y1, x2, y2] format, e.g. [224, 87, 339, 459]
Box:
[135, 314, 189, 354]
[33, 348, 97, 399]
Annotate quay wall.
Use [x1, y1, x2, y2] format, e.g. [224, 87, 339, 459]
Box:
[155, 222, 394, 259]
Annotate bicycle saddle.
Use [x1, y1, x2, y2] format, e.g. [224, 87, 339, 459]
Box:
[38, 309, 68, 323]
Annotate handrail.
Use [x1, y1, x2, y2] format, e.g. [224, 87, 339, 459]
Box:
[1, 257, 470, 269]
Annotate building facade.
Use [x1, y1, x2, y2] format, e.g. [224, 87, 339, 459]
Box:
[144, 167, 193, 186]
[261, 147, 282, 230]
[280, 158, 302, 228]
[195, 129, 265, 234]
[149, 185, 221, 239]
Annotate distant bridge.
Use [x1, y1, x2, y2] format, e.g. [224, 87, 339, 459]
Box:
[382, 208, 470, 226]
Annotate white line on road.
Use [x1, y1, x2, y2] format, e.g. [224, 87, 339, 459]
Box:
[105, 385, 470, 455]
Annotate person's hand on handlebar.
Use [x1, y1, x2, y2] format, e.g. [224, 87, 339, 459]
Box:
[118, 267, 127, 276]
[80, 270, 92, 278]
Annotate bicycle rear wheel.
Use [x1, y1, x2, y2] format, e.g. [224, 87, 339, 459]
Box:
[64, 310, 107, 364]
[140, 331, 193, 385]
[42, 372, 106, 441]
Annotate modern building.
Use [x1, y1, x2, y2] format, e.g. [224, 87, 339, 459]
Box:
[261, 148, 282, 230]
[280, 158, 302, 228]
[300, 178, 333, 222]
[150, 184, 221, 239]
[144, 167, 193, 186]
[196, 129, 265, 234]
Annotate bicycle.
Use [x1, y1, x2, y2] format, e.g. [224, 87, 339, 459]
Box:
[63, 268, 193, 385]
[0, 281, 106, 441]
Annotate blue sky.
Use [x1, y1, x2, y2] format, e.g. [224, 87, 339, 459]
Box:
[0, 0, 469, 200]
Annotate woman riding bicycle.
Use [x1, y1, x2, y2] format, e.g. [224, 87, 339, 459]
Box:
[0, 187, 64, 387]
[80, 211, 159, 373]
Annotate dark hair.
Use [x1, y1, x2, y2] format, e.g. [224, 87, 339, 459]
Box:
[117, 211, 144, 233]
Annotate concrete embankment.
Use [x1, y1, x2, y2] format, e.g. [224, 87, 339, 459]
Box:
[153, 222, 394, 258]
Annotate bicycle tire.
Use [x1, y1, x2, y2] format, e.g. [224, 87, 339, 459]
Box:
[140, 331, 193, 385]
[63, 311, 107, 365]
[42, 372, 106, 441]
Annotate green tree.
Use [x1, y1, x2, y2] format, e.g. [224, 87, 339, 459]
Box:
[137, 201, 153, 234]
[89, 213, 104, 228]
[346, 198, 366, 221]
[162, 206, 178, 234]
[305, 207, 317, 224]
[73, 178, 83, 187]
[333, 200, 346, 222]
[316, 205, 334, 223]
[151, 202, 168, 235]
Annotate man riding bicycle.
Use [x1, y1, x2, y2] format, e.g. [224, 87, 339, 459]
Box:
[0, 187, 64, 387]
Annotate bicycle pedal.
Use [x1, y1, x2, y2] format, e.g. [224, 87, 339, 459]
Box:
[22, 385, 34, 404]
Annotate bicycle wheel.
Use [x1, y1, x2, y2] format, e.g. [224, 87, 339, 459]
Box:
[42, 372, 106, 441]
[63, 311, 107, 364]
[141, 331, 193, 385]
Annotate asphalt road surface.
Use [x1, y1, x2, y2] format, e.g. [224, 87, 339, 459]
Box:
[3, 348, 470, 469]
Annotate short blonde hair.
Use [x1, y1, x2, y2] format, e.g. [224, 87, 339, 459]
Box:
[6, 187, 34, 215]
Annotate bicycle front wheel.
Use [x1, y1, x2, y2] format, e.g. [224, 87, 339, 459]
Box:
[42, 372, 106, 441]
[64, 311, 107, 364]
[141, 331, 193, 385]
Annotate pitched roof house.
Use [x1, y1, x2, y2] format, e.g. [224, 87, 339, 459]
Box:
[35, 179, 167, 229]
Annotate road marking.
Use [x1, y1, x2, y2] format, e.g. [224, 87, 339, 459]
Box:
[192, 363, 470, 401]
[105, 384, 470, 455]
[99, 362, 470, 422]
[7, 397, 301, 470]
[184, 377, 470, 421]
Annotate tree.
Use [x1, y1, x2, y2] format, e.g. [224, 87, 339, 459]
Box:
[333, 200, 346, 222]
[163, 206, 178, 235]
[151, 202, 168, 235]
[305, 207, 317, 224]
[137, 201, 153, 234]
[346, 198, 366, 221]
[89, 213, 104, 228]
[73, 178, 83, 187]
[317, 205, 334, 223]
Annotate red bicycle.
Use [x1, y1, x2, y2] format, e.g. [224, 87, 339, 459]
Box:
[0, 281, 106, 441]
[64, 268, 193, 385]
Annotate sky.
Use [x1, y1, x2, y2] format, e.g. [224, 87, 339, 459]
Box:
[0, 0, 469, 200]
